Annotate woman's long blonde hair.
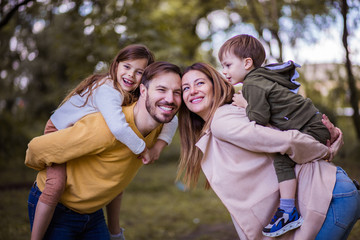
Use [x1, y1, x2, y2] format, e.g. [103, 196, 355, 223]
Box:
[59, 44, 155, 107]
[177, 62, 234, 188]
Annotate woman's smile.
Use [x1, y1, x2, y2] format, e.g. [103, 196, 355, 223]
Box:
[182, 70, 214, 120]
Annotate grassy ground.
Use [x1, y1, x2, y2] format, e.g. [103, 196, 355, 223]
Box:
[1, 116, 360, 239]
[0, 162, 239, 240]
[1, 161, 360, 240]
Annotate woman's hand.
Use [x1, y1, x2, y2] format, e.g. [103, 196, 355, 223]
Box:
[232, 91, 248, 108]
[326, 128, 343, 162]
[322, 114, 343, 162]
[322, 114, 340, 145]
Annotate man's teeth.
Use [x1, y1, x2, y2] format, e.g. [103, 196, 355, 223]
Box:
[159, 106, 172, 111]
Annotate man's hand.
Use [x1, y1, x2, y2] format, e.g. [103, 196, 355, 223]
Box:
[232, 90, 248, 108]
[144, 140, 168, 165]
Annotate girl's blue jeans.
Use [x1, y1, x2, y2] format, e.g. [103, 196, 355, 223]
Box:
[316, 167, 360, 240]
[28, 182, 110, 240]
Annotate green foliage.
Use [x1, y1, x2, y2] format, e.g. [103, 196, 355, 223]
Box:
[0, 0, 359, 161]
[0, 1, 360, 239]
[0, 0, 227, 162]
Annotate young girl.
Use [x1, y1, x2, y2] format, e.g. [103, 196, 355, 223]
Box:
[31, 44, 178, 240]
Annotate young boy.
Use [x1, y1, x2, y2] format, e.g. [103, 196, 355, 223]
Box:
[218, 34, 337, 237]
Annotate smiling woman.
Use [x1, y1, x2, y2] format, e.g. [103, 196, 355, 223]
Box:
[177, 62, 360, 240]
[181, 70, 214, 120]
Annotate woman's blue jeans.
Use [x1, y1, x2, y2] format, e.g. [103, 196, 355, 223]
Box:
[316, 167, 360, 240]
[28, 182, 110, 240]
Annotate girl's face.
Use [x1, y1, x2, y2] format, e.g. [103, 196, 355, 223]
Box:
[116, 58, 148, 92]
[182, 70, 214, 120]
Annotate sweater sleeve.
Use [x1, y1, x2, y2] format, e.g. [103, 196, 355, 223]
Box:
[93, 83, 146, 155]
[242, 83, 270, 126]
[25, 113, 115, 171]
[210, 105, 328, 164]
[157, 115, 178, 145]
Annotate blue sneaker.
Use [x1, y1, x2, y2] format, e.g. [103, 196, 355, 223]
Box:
[262, 207, 303, 237]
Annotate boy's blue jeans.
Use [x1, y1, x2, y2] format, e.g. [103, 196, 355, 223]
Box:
[28, 182, 110, 240]
[316, 167, 360, 240]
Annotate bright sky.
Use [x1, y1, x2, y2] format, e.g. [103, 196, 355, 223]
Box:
[283, 22, 360, 65]
[203, 10, 360, 66]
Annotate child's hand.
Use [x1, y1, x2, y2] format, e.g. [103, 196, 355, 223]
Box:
[147, 140, 168, 164]
[138, 148, 151, 165]
[147, 147, 160, 164]
[232, 91, 248, 108]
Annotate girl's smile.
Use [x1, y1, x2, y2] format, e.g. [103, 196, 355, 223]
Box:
[117, 58, 148, 92]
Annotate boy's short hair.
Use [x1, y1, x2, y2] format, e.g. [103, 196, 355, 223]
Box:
[218, 34, 266, 68]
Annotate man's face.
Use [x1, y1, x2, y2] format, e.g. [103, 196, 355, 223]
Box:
[143, 72, 182, 123]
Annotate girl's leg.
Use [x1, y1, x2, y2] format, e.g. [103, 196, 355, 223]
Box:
[31, 163, 66, 240]
[31, 202, 56, 240]
[28, 182, 42, 230]
[316, 167, 360, 240]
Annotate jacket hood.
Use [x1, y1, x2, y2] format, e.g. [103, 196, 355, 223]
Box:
[246, 60, 301, 92]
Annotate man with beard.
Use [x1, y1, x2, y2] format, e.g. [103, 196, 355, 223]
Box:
[25, 61, 182, 240]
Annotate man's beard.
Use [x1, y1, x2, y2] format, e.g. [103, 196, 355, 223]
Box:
[145, 95, 176, 123]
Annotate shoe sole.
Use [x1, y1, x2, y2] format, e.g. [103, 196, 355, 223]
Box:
[262, 216, 304, 237]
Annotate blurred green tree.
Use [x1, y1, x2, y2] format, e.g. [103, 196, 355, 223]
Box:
[0, 0, 359, 164]
[338, 0, 360, 139]
[0, 0, 226, 162]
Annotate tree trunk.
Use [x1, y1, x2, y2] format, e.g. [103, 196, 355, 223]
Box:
[341, 0, 360, 140]
[0, 0, 33, 30]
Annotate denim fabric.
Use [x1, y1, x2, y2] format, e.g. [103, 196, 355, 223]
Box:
[28, 183, 110, 240]
[316, 167, 360, 240]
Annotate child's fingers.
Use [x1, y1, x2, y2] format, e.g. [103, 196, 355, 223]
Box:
[142, 158, 150, 165]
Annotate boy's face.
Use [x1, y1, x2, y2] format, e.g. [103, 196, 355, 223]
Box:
[221, 52, 253, 85]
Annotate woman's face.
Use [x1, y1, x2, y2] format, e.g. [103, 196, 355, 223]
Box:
[116, 58, 148, 92]
[182, 70, 214, 120]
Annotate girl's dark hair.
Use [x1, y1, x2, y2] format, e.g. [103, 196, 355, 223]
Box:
[60, 44, 155, 107]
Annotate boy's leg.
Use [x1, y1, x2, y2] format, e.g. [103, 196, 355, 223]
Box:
[275, 153, 297, 206]
[301, 113, 331, 145]
[274, 153, 296, 183]
[262, 153, 302, 237]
